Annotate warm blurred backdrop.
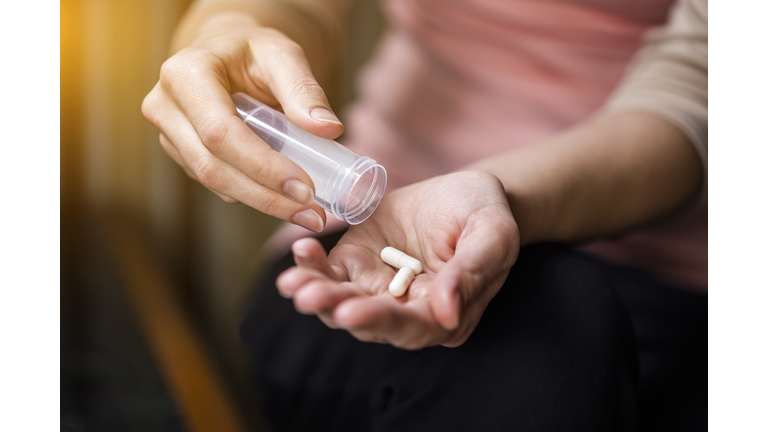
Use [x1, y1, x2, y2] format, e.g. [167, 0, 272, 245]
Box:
[61, 1, 384, 430]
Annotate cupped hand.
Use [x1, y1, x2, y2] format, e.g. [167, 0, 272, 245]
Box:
[142, 25, 342, 232]
[276, 171, 521, 349]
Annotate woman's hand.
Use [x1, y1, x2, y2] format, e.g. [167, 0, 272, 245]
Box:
[276, 171, 521, 349]
[142, 21, 343, 232]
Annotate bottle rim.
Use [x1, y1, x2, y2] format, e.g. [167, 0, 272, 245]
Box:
[331, 157, 387, 225]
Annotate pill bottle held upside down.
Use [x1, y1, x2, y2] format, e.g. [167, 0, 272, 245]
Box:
[232, 92, 387, 225]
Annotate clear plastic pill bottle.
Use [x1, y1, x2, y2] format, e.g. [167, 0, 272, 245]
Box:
[232, 93, 387, 225]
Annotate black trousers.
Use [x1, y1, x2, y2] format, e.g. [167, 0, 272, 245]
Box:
[239, 233, 706, 432]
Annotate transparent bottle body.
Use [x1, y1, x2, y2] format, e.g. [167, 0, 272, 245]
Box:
[232, 92, 386, 224]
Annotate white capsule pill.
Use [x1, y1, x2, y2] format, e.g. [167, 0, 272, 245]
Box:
[380, 247, 423, 274]
[389, 266, 416, 297]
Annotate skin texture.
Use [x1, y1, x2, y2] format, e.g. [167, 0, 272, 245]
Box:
[278, 111, 702, 349]
[144, 0, 705, 349]
[276, 171, 520, 349]
[468, 111, 704, 246]
[142, 1, 349, 232]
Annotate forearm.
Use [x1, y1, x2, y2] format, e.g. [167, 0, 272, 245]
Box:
[468, 111, 704, 246]
[171, 0, 350, 84]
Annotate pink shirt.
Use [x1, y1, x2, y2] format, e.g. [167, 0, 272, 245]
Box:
[270, 0, 708, 292]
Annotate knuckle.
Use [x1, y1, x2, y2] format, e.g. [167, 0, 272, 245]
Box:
[245, 151, 277, 180]
[258, 192, 282, 217]
[197, 117, 229, 152]
[288, 76, 324, 99]
[158, 56, 184, 83]
[194, 157, 221, 188]
[140, 92, 158, 123]
[158, 50, 211, 90]
[280, 38, 305, 57]
[261, 31, 303, 56]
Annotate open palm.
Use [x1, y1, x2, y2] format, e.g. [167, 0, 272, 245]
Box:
[277, 171, 520, 349]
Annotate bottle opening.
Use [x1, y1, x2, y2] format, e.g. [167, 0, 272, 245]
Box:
[333, 158, 387, 225]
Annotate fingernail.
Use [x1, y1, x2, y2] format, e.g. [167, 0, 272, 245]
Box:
[284, 180, 314, 205]
[310, 107, 342, 125]
[293, 209, 324, 232]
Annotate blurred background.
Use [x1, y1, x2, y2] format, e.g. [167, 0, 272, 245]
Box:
[61, 1, 384, 430]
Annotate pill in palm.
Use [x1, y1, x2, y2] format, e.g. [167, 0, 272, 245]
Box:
[389, 266, 416, 297]
[380, 247, 423, 274]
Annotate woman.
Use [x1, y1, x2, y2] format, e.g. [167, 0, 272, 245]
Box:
[142, 0, 707, 430]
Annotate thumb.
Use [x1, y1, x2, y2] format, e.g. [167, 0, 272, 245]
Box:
[429, 218, 520, 331]
[261, 42, 344, 140]
[429, 254, 479, 331]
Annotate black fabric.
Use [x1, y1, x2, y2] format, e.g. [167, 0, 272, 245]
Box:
[592, 258, 708, 432]
[239, 237, 656, 431]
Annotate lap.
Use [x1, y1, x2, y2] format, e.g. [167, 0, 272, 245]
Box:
[593, 258, 708, 432]
[239, 233, 638, 432]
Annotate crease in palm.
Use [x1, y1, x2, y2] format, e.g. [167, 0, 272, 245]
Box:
[278, 171, 519, 348]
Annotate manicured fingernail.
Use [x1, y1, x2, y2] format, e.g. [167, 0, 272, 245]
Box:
[293, 209, 324, 232]
[310, 107, 342, 125]
[284, 180, 314, 205]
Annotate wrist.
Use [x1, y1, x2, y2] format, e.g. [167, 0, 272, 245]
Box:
[504, 187, 547, 247]
[462, 165, 549, 247]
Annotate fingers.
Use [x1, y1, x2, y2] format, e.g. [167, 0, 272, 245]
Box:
[142, 33, 338, 227]
[276, 266, 329, 298]
[291, 238, 348, 281]
[276, 266, 362, 327]
[155, 57, 321, 206]
[249, 30, 344, 140]
[438, 272, 509, 348]
[277, 263, 461, 349]
[160, 133, 240, 203]
[333, 297, 447, 350]
[429, 264, 465, 331]
[428, 209, 519, 331]
[328, 275, 501, 350]
[280, 269, 476, 349]
[141, 26, 349, 229]
[429, 251, 504, 332]
[147, 99, 327, 231]
[293, 280, 361, 317]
